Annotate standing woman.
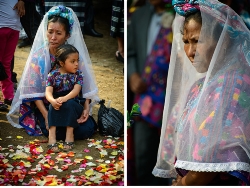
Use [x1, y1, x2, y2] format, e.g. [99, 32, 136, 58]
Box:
[153, 0, 250, 185]
[7, 6, 99, 141]
[0, 0, 25, 110]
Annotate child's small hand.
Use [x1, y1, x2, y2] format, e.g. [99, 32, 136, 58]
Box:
[56, 97, 67, 104]
[51, 99, 62, 110]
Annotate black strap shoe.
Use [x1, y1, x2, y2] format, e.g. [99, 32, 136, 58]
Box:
[0, 102, 8, 111]
[18, 38, 31, 48]
[84, 26, 103, 38]
[4, 99, 12, 106]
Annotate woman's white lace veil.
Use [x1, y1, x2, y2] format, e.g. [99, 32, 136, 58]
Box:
[7, 6, 99, 128]
[153, 0, 250, 178]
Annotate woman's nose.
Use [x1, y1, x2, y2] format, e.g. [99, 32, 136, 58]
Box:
[187, 44, 196, 59]
[51, 33, 56, 40]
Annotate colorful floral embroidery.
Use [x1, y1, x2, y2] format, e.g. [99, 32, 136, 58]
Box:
[134, 27, 172, 127]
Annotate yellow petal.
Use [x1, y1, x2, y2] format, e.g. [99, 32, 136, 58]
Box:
[109, 175, 116, 180]
[84, 182, 92, 185]
[85, 156, 93, 160]
[85, 169, 94, 176]
[111, 150, 118, 155]
[16, 136, 23, 139]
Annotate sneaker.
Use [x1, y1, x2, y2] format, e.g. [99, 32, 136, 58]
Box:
[4, 99, 12, 106]
[0, 102, 8, 111]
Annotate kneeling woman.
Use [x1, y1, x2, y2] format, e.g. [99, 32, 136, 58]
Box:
[7, 6, 99, 145]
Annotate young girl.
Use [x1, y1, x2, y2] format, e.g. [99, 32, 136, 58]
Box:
[45, 44, 85, 152]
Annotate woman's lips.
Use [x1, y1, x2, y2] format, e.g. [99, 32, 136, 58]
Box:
[50, 42, 58, 45]
[192, 61, 201, 67]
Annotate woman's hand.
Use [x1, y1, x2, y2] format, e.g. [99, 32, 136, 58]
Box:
[77, 109, 89, 123]
[13, 0, 25, 17]
[172, 175, 182, 186]
[77, 99, 90, 123]
[129, 73, 147, 94]
[172, 174, 182, 186]
[175, 171, 218, 186]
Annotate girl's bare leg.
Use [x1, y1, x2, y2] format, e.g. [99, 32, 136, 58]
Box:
[64, 126, 74, 150]
[48, 126, 59, 152]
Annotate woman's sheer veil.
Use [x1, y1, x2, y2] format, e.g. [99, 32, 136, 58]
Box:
[153, 0, 250, 178]
[7, 6, 99, 128]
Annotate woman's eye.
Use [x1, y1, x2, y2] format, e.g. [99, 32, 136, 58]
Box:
[183, 40, 188, 44]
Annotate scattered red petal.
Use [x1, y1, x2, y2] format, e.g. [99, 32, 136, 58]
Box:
[27, 157, 35, 163]
[61, 165, 69, 171]
[67, 151, 74, 157]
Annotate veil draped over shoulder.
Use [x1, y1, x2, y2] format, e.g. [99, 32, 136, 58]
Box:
[7, 6, 99, 128]
[153, 0, 250, 178]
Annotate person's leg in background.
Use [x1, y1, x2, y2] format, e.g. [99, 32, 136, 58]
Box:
[110, 0, 124, 62]
[0, 28, 19, 108]
[44, 1, 85, 35]
[10, 56, 18, 92]
[134, 120, 159, 185]
[36, 0, 45, 17]
[84, 0, 103, 38]
[19, 0, 42, 48]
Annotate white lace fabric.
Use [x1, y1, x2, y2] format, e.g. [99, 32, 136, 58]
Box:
[153, 0, 250, 178]
[7, 6, 99, 128]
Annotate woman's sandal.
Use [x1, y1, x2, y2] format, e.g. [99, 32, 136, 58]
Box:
[47, 143, 60, 153]
[63, 142, 74, 152]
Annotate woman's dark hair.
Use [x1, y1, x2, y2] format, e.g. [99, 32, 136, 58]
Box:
[181, 11, 202, 34]
[48, 16, 70, 35]
[55, 44, 79, 66]
[181, 11, 222, 41]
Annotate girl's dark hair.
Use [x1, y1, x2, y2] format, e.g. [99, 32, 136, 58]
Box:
[55, 44, 79, 66]
[48, 16, 70, 35]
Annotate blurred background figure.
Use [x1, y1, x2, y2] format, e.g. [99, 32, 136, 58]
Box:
[110, 0, 124, 63]
[84, 0, 103, 37]
[0, 0, 24, 110]
[45, 0, 103, 37]
[18, 0, 42, 48]
[127, 0, 174, 185]
[219, 0, 250, 29]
